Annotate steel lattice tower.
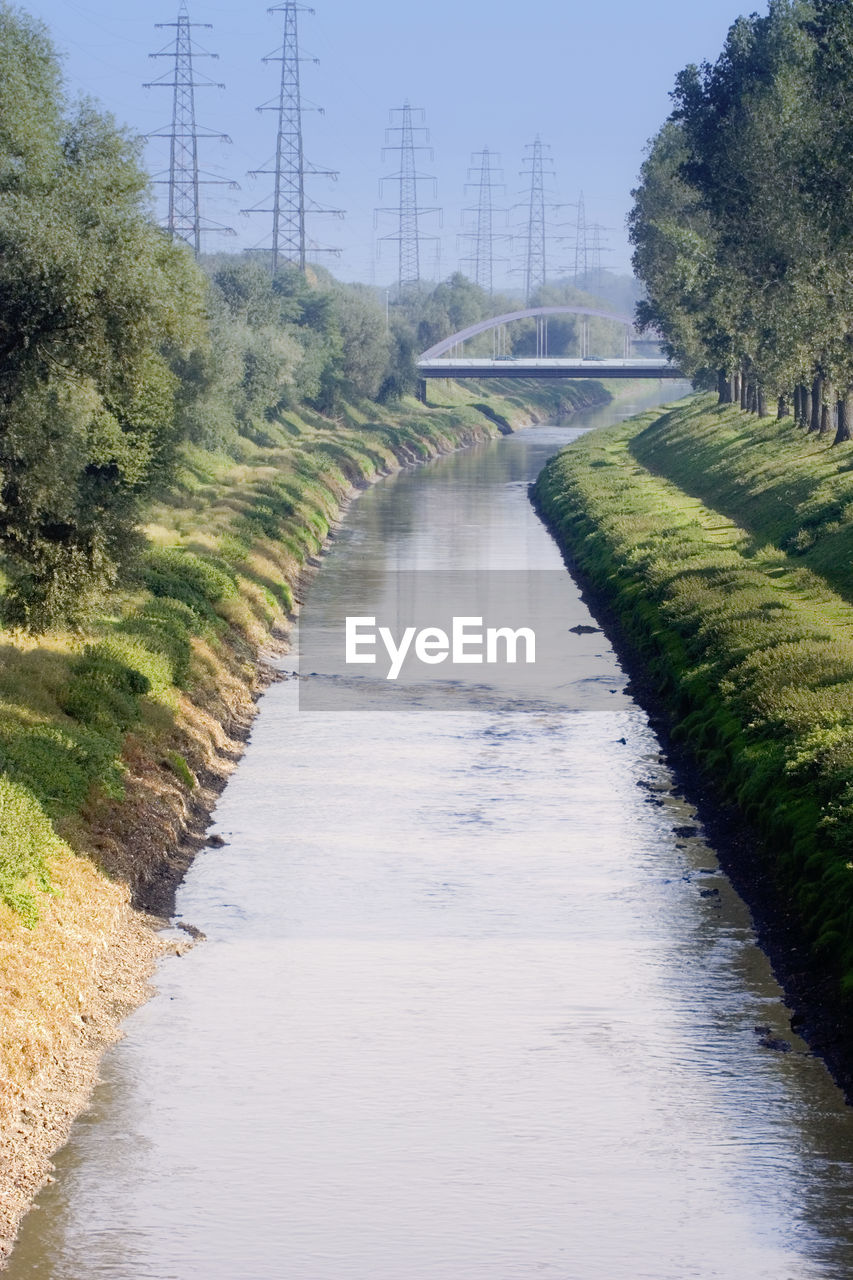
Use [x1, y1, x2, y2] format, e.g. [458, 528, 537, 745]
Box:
[145, 2, 236, 254]
[572, 192, 610, 293]
[243, 2, 341, 274]
[518, 137, 557, 304]
[573, 190, 588, 285]
[376, 104, 441, 293]
[460, 148, 508, 294]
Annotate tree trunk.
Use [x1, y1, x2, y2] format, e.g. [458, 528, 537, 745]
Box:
[803, 387, 812, 429]
[740, 372, 748, 410]
[717, 369, 730, 404]
[757, 387, 768, 418]
[728, 373, 738, 404]
[747, 382, 758, 413]
[777, 396, 788, 420]
[820, 382, 835, 433]
[793, 385, 802, 424]
[835, 389, 853, 444]
[810, 375, 823, 433]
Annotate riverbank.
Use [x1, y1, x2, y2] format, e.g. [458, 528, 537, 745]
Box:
[533, 393, 853, 1093]
[0, 375, 609, 1264]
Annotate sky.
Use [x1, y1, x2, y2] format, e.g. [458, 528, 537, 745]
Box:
[23, 0, 754, 288]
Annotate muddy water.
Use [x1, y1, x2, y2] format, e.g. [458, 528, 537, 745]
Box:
[10, 385, 853, 1279]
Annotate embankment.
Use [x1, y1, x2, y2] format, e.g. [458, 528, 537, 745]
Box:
[0, 376, 608, 1262]
[534, 393, 853, 1092]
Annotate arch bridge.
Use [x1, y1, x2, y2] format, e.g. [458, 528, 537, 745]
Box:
[417, 306, 682, 382]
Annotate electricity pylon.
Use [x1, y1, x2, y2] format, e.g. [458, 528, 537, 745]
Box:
[460, 148, 509, 295]
[573, 190, 588, 284]
[243, 2, 342, 274]
[375, 103, 441, 294]
[517, 137, 559, 304]
[144, 1, 237, 254]
[572, 192, 611, 294]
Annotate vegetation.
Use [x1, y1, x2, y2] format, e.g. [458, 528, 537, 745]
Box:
[630, 0, 853, 434]
[535, 394, 853, 1015]
[0, 2, 618, 1160]
[0, 6, 613, 637]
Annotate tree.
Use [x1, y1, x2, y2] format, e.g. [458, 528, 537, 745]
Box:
[333, 286, 391, 400]
[0, 7, 206, 629]
[630, 1, 842, 414]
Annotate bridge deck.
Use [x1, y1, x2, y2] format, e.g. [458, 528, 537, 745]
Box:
[417, 358, 684, 380]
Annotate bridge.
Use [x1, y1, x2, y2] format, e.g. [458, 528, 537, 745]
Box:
[416, 306, 683, 383]
[418, 357, 682, 380]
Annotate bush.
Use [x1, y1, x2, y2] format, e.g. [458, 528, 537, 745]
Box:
[141, 547, 237, 622]
[0, 719, 124, 813]
[0, 775, 59, 926]
[119, 600, 196, 687]
[59, 641, 153, 739]
[166, 751, 196, 789]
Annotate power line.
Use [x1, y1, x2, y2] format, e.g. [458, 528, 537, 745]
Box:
[144, 1, 237, 254]
[243, 2, 342, 274]
[459, 148, 509, 295]
[375, 103, 441, 294]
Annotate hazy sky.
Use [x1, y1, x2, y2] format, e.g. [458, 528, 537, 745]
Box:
[24, 0, 752, 287]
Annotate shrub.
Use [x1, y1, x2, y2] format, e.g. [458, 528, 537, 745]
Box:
[166, 751, 196, 789]
[0, 775, 59, 926]
[141, 547, 237, 622]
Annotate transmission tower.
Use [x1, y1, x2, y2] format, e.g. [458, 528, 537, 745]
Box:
[573, 190, 588, 285]
[375, 103, 441, 294]
[460, 148, 509, 294]
[570, 192, 611, 295]
[243, 3, 342, 274]
[589, 223, 611, 294]
[144, 2, 237, 254]
[517, 137, 559, 304]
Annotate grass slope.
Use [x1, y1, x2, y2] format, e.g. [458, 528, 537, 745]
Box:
[534, 393, 853, 1025]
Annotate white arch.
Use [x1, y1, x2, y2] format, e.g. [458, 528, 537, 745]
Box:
[419, 306, 635, 360]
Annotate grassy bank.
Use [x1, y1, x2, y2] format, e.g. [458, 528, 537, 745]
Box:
[534, 394, 853, 1071]
[0, 374, 606, 1257]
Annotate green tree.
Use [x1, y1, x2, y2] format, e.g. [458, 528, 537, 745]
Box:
[0, 7, 206, 629]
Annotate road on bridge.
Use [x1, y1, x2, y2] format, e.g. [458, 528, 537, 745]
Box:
[417, 357, 684, 380]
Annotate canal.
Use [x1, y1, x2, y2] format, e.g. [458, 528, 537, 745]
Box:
[8, 384, 853, 1279]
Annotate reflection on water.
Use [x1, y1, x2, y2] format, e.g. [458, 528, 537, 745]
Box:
[9, 384, 853, 1279]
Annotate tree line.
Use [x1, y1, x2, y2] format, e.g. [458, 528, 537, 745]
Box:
[0, 6, 536, 633]
[630, 0, 853, 440]
[0, 3, 635, 633]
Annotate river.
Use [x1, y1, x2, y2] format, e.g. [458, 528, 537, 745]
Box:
[9, 384, 853, 1279]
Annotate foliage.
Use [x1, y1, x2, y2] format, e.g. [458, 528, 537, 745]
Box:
[166, 751, 195, 789]
[630, 0, 853, 418]
[0, 775, 58, 925]
[0, 7, 207, 628]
